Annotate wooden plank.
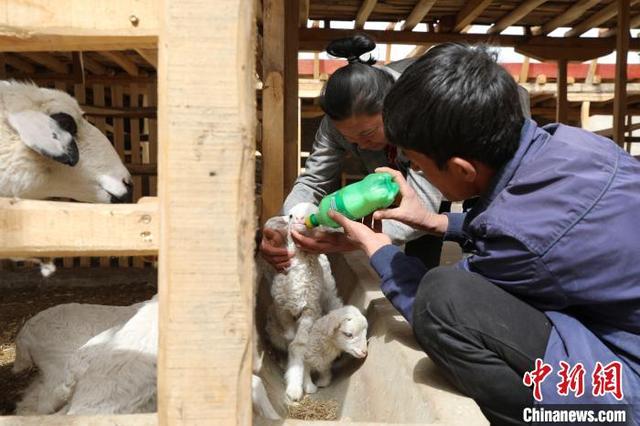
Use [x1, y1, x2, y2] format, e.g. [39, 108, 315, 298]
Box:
[600, 13, 640, 37]
[565, 0, 640, 38]
[557, 58, 568, 123]
[299, 0, 309, 27]
[262, 0, 298, 222]
[111, 84, 127, 267]
[454, 0, 493, 32]
[20, 52, 68, 73]
[519, 56, 530, 83]
[76, 82, 93, 268]
[130, 83, 144, 268]
[614, 0, 630, 147]
[537, 0, 600, 35]
[135, 48, 157, 68]
[0, 197, 158, 257]
[157, 0, 254, 424]
[488, 0, 548, 34]
[406, 44, 429, 58]
[0, 414, 156, 426]
[0, 52, 5, 78]
[0, 36, 155, 52]
[401, 0, 437, 31]
[299, 27, 640, 51]
[100, 51, 139, 76]
[355, 0, 378, 30]
[384, 21, 397, 63]
[148, 82, 158, 197]
[0, 0, 159, 36]
[4, 53, 35, 73]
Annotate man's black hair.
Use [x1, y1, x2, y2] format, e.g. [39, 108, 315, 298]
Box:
[320, 34, 395, 121]
[383, 43, 524, 170]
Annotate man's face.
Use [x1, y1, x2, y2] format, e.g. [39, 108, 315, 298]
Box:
[333, 114, 387, 151]
[402, 149, 479, 202]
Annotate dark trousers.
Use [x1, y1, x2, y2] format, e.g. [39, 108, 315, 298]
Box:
[412, 267, 552, 425]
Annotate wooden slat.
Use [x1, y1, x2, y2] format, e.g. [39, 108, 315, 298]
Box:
[488, 0, 548, 34]
[130, 83, 144, 268]
[4, 53, 35, 73]
[556, 58, 568, 123]
[614, 0, 630, 146]
[600, 13, 640, 37]
[157, 0, 254, 423]
[299, 0, 309, 27]
[519, 56, 530, 83]
[100, 51, 139, 76]
[406, 44, 429, 58]
[565, 0, 640, 37]
[0, 197, 158, 257]
[299, 27, 640, 51]
[0, 414, 157, 426]
[148, 83, 158, 197]
[454, 0, 493, 32]
[20, 52, 68, 73]
[77, 84, 91, 269]
[401, 0, 437, 31]
[0, 36, 156, 52]
[111, 84, 127, 267]
[355, 0, 378, 30]
[135, 48, 157, 68]
[537, 0, 601, 35]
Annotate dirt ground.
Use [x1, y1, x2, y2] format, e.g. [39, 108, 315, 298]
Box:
[0, 281, 156, 415]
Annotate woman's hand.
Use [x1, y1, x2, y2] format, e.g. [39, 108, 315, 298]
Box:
[326, 210, 392, 258]
[290, 228, 359, 254]
[260, 228, 294, 272]
[373, 167, 448, 236]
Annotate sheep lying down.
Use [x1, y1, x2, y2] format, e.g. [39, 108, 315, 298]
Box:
[14, 297, 157, 415]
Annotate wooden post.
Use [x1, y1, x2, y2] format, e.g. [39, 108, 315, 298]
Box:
[158, 0, 254, 424]
[262, 0, 299, 222]
[556, 58, 568, 123]
[614, 0, 630, 147]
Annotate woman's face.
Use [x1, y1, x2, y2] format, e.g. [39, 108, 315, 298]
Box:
[333, 113, 387, 151]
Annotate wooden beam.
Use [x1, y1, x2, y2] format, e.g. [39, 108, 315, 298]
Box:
[599, 13, 640, 37]
[515, 44, 613, 61]
[488, 0, 548, 34]
[71, 51, 84, 83]
[300, 0, 310, 27]
[454, 0, 492, 32]
[401, 0, 437, 31]
[81, 54, 108, 75]
[557, 59, 569, 123]
[0, 35, 156, 52]
[519, 56, 530, 83]
[581, 101, 591, 128]
[355, 0, 378, 30]
[4, 53, 35, 73]
[406, 44, 429, 58]
[0, 197, 158, 257]
[158, 0, 254, 424]
[135, 48, 158, 68]
[385, 22, 397, 62]
[565, 0, 639, 38]
[300, 27, 640, 51]
[0, 414, 156, 425]
[537, 0, 600, 35]
[19, 52, 69, 73]
[614, 0, 630, 146]
[99, 51, 139, 76]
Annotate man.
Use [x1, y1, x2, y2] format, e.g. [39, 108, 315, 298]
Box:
[328, 43, 640, 425]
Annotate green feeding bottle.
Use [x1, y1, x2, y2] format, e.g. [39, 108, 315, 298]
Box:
[305, 172, 400, 229]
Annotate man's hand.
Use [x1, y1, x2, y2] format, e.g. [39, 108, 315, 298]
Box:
[373, 167, 448, 236]
[327, 210, 392, 258]
[290, 228, 358, 254]
[260, 228, 294, 272]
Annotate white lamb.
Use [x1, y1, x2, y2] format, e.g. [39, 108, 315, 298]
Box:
[263, 202, 343, 401]
[0, 80, 132, 203]
[13, 300, 145, 415]
[268, 305, 368, 397]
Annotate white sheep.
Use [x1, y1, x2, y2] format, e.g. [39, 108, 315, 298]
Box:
[51, 296, 158, 414]
[302, 305, 368, 393]
[263, 202, 343, 401]
[13, 300, 145, 415]
[0, 80, 132, 203]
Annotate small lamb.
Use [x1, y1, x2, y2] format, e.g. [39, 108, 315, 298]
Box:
[0, 81, 132, 203]
[263, 202, 343, 401]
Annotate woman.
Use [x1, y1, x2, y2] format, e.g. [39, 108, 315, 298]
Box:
[260, 34, 445, 271]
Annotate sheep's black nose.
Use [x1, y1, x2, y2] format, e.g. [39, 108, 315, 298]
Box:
[110, 184, 133, 203]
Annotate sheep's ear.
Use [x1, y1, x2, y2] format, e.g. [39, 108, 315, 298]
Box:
[264, 215, 288, 231]
[8, 110, 79, 166]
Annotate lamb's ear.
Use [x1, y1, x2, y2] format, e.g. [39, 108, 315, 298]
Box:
[8, 110, 79, 166]
[264, 215, 288, 232]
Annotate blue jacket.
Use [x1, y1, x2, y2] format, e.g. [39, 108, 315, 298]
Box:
[370, 119, 640, 419]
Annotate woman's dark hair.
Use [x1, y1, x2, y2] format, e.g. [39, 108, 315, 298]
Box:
[320, 34, 394, 121]
[383, 43, 524, 170]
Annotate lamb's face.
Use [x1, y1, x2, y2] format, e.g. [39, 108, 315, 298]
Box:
[333, 306, 368, 359]
[3, 82, 132, 203]
[286, 202, 318, 233]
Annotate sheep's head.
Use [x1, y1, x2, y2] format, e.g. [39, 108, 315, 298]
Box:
[331, 306, 368, 359]
[286, 202, 318, 234]
[2, 81, 132, 203]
